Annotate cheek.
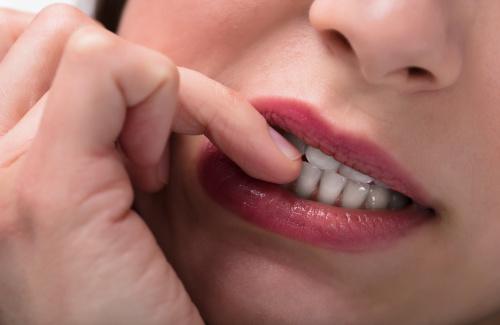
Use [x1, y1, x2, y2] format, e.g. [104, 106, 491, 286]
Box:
[119, 0, 220, 64]
[119, 0, 290, 73]
[447, 6, 500, 215]
[420, 3, 500, 299]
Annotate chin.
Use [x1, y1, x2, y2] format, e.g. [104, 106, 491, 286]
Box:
[159, 136, 433, 325]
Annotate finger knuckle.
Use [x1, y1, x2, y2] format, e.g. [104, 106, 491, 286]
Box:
[34, 4, 90, 36]
[65, 26, 114, 60]
[140, 49, 179, 88]
[37, 3, 85, 22]
[164, 58, 180, 86]
[153, 57, 179, 93]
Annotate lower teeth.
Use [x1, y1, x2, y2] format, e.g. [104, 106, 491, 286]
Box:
[292, 161, 412, 210]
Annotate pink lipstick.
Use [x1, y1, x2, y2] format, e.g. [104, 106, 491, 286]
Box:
[198, 97, 435, 251]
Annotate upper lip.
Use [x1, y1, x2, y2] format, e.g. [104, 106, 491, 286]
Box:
[250, 96, 433, 208]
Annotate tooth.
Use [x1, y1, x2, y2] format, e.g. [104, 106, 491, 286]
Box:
[388, 192, 411, 210]
[305, 147, 341, 170]
[284, 133, 306, 155]
[294, 162, 322, 199]
[365, 185, 391, 210]
[374, 180, 389, 188]
[317, 170, 347, 205]
[340, 181, 370, 209]
[338, 165, 373, 183]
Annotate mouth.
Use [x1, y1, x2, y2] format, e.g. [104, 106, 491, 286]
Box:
[281, 132, 418, 211]
[198, 97, 436, 252]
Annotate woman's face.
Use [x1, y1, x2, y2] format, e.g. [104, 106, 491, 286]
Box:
[120, 1, 500, 324]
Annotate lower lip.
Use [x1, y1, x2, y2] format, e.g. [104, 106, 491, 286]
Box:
[198, 142, 433, 252]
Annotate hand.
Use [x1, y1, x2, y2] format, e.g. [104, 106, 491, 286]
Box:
[0, 5, 300, 324]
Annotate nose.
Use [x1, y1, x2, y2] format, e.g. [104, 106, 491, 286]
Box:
[309, 0, 470, 92]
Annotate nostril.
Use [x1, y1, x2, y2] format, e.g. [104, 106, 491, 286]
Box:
[407, 66, 435, 82]
[326, 30, 353, 52]
[335, 32, 352, 51]
[378, 66, 438, 92]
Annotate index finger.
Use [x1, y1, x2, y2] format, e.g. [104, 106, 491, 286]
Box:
[174, 68, 302, 184]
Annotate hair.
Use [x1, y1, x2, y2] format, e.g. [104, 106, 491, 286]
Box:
[96, 0, 127, 31]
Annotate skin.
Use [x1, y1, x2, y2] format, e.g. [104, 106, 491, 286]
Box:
[0, 4, 299, 325]
[121, 1, 500, 324]
[0, 1, 499, 324]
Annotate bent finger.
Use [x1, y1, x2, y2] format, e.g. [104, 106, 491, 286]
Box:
[0, 4, 97, 134]
[175, 68, 302, 184]
[29, 26, 178, 196]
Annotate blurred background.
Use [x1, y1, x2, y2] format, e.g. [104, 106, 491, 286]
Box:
[0, 0, 98, 15]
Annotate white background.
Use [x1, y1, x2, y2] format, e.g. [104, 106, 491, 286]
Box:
[0, 0, 97, 15]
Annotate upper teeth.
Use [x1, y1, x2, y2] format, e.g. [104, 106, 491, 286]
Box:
[285, 132, 410, 210]
[305, 147, 341, 170]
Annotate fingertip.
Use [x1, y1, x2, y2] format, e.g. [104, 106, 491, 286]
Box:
[267, 157, 302, 185]
[249, 126, 302, 184]
[175, 68, 303, 185]
[268, 126, 303, 161]
[240, 151, 302, 185]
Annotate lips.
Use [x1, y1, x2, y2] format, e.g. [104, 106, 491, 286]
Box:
[198, 97, 435, 251]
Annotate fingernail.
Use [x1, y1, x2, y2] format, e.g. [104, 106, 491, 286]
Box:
[268, 127, 302, 160]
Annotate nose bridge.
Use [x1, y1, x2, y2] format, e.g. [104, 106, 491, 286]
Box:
[310, 0, 465, 92]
